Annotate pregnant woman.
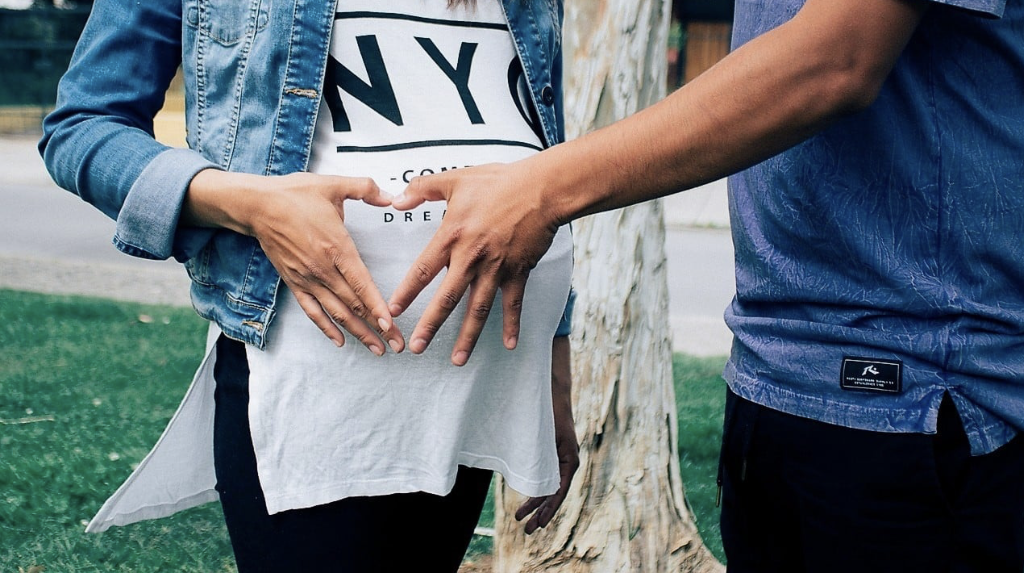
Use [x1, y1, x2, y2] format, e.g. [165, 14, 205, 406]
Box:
[40, 0, 576, 572]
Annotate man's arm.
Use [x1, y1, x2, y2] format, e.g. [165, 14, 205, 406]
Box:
[388, 0, 928, 364]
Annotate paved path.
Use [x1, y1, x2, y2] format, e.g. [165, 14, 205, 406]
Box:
[1, 135, 734, 356]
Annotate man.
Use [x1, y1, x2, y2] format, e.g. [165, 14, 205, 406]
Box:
[382, 0, 1024, 571]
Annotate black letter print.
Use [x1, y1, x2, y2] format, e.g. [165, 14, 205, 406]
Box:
[324, 35, 403, 132]
[416, 38, 484, 125]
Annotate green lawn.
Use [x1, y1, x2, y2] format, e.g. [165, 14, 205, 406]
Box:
[0, 289, 726, 572]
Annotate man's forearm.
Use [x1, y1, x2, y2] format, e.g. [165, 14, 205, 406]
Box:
[528, 0, 927, 225]
[385, 0, 928, 363]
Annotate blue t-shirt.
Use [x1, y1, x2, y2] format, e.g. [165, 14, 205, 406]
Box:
[724, 0, 1024, 454]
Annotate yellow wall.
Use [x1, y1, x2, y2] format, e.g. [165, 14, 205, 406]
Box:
[154, 68, 186, 147]
[684, 22, 731, 84]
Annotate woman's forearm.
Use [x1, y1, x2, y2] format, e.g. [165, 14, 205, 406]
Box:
[181, 169, 264, 236]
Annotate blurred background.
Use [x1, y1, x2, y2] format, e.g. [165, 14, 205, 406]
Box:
[0, 0, 738, 356]
[0, 0, 738, 572]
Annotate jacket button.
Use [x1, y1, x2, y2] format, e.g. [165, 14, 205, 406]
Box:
[541, 85, 555, 106]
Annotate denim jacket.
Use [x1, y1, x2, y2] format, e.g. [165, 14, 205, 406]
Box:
[40, 0, 572, 348]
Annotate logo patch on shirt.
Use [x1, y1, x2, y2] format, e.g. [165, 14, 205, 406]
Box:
[840, 357, 902, 393]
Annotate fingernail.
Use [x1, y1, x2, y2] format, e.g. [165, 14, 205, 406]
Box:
[393, 193, 406, 205]
[453, 351, 469, 366]
[333, 338, 344, 348]
[505, 336, 518, 350]
[389, 303, 404, 317]
[378, 317, 391, 333]
[411, 337, 427, 353]
[388, 339, 402, 353]
[369, 344, 384, 357]
[380, 190, 395, 200]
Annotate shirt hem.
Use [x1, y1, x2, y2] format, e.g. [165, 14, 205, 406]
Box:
[263, 452, 559, 515]
[723, 360, 1016, 455]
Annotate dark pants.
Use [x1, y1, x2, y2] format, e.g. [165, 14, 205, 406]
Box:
[719, 389, 1024, 572]
[212, 336, 493, 573]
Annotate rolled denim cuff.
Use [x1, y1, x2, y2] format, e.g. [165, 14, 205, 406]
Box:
[554, 287, 576, 338]
[114, 148, 221, 261]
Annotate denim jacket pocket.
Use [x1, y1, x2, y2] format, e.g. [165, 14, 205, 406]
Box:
[185, 0, 270, 46]
[185, 245, 215, 287]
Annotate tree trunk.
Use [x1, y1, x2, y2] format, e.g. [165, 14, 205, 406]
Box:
[494, 0, 723, 572]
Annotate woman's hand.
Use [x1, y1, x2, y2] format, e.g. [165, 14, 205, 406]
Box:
[516, 336, 578, 534]
[183, 169, 405, 355]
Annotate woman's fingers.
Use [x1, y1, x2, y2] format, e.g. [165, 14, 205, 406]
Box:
[312, 285, 387, 356]
[291, 280, 392, 355]
[515, 495, 560, 535]
[391, 172, 451, 210]
[339, 175, 393, 208]
[515, 496, 545, 522]
[514, 458, 575, 534]
[248, 173, 408, 352]
[293, 290, 348, 348]
[325, 224, 405, 353]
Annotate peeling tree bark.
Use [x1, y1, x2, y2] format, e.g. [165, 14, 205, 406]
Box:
[494, 0, 723, 572]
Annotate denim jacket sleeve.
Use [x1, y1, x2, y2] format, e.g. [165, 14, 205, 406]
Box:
[554, 287, 575, 337]
[38, 0, 220, 263]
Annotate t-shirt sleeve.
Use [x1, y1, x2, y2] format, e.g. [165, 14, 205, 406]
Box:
[929, 0, 1006, 17]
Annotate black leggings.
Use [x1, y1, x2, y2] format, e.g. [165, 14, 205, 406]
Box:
[212, 335, 493, 573]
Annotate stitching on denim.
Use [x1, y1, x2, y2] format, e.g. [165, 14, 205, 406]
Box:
[499, 0, 557, 149]
[194, 2, 207, 153]
[220, 0, 262, 169]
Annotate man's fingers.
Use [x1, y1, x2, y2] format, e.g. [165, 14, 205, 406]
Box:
[500, 278, 528, 350]
[407, 268, 473, 355]
[450, 275, 500, 366]
[391, 173, 452, 210]
[388, 235, 451, 318]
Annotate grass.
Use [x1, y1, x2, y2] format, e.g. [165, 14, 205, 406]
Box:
[0, 289, 726, 571]
[673, 353, 728, 563]
[0, 290, 232, 572]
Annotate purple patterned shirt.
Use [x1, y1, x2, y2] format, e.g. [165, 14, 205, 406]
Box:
[724, 0, 1024, 454]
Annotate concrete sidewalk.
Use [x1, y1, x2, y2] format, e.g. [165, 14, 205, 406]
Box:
[4, 134, 731, 226]
[1, 134, 734, 356]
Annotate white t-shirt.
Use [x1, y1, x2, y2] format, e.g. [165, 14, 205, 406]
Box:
[85, 0, 572, 531]
[247, 0, 573, 514]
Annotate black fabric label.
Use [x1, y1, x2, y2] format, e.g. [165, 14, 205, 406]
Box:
[840, 357, 902, 393]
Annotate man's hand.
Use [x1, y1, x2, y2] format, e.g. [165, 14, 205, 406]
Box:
[388, 161, 560, 366]
[184, 170, 405, 355]
[516, 336, 578, 534]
